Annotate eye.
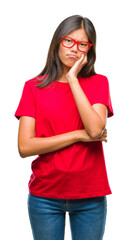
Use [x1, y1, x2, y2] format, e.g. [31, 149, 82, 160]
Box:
[64, 38, 73, 43]
[79, 43, 88, 47]
[62, 38, 74, 47]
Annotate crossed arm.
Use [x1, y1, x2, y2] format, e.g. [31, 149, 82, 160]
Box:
[18, 101, 107, 158]
[18, 115, 107, 158]
[18, 55, 108, 158]
[68, 78, 107, 139]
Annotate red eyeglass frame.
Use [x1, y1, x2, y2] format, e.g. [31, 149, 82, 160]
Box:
[61, 36, 92, 53]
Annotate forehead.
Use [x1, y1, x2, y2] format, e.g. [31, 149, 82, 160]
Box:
[66, 28, 88, 41]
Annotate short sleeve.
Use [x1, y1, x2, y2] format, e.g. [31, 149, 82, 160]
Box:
[14, 81, 36, 120]
[91, 76, 114, 118]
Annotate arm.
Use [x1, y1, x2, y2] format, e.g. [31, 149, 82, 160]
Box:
[68, 79, 107, 138]
[66, 54, 107, 138]
[18, 116, 98, 158]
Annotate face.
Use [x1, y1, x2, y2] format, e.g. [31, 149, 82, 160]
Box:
[58, 28, 89, 73]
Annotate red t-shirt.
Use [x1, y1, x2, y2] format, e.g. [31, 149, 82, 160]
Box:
[15, 74, 114, 199]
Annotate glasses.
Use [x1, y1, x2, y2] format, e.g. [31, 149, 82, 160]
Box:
[61, 36, 92, 53]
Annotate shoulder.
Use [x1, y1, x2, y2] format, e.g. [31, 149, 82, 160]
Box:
[80, 74, 109, 89]
[25, 77, 39, 87]
[88, 74, 108, 83]
[80, 74, 108, 83]
[25, 75, 47, 88]
[22, 77, 40, 97]
[23, 76, 43, 91]
[87, 74, 109, 88]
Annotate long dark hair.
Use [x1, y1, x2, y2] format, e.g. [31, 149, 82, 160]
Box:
[35, 15, 96, 88]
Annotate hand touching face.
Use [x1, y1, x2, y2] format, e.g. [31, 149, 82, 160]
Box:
[58, 28, 89, 72]
[66, 54, 88, 81]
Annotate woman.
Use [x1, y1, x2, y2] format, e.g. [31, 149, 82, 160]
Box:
[15, 15, 114, 240]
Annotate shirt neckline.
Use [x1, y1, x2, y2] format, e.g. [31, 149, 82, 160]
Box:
[55, 76, 83, 85]
[55, 79, 69, 84]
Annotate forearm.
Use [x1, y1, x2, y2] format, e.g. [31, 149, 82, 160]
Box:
[19, 130, 80, 158]
[68, 78, 105, 137]
[19, 127, 99, 158]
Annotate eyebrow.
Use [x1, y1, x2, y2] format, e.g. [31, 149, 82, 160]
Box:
[66, 36, 88, 42]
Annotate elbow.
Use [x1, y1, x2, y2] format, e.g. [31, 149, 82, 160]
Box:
[18, 144, 29, 158]
[89, 125, 105, 139]
[19, 152, 27, 158]
[89, 131, 102, 139]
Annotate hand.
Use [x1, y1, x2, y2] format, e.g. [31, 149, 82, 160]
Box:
[98, 129, 107, 143]
[66, 54, 88, 82]
[78, 128, 107, 143]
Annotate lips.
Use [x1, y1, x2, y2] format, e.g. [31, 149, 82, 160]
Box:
[67, 54, 79, 59]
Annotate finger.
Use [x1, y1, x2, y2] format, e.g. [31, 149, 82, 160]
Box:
[77, 54, 84, 63]
[77, 54, 87, 65]
[82, 54, 88, 65]
[103, 137, 107, 142]
[103, 132, 106, 137]
[73, 55, 84, 66]
[81, 53, 85, 60]
[72, 55, 85, 71]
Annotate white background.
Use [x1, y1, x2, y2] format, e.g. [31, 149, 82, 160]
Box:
[1, 0, 128, 239]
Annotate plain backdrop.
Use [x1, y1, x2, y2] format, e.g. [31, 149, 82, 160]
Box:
[1, 0, 128, 239]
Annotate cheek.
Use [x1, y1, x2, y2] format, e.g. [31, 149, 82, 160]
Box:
[58, 44, 83, 68]
[58, 46, 75, 67]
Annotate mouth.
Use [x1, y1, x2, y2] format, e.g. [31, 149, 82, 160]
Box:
[67, 54, 79, 59]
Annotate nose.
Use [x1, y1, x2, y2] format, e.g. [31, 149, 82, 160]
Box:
[71, 43, 78, 52]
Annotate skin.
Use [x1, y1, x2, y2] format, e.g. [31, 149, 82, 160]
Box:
[18, 28, 107, 158]
[58, 28, 88, 82]
[58, 28, 108, 139]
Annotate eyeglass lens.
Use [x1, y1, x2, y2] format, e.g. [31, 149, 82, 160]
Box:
[62, 37, 90, 52]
